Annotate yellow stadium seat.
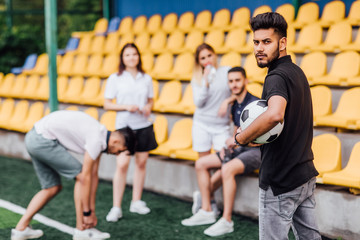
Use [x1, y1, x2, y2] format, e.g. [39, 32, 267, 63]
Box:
[22, 75, 40, 99]
[288, 23, 322, 53]
[208, 9, 230, 30]
[315, 87, 360, 129]
[276, 4, 295, 24]
[292, 2, 319, 28]
[344, 0, 360, 26]
[0, 73, 15, 97]
[300, 51, 327, 85]
[150, 118, 193, 156]
[72, 18, 108, 38]
[100, 111, 116, 131]
[8, 74, 26, 98]
[247, 82, 263, 98]
[311, 22, 352, 53]
[252, 5, 272, 17]
[175, 30, 203, 53]
[35, 75, 49, 100]
[152, 115, 168, 145]
[89, 35, 105, 54]
[65, 105, 79, 111]
[152, 80, 182, 112]
[171, 148, 198, 161]
[5, 100, 29, 131]
[118, 33, 135, 51]
[133, 15, 147, 35]
[147, 31, 167, 54]
[311, 51, 360, 86]
[322, 142, 360, 189]
[163, 84, 195, 114]
[22, 53, 49, 76]
[205, 29, 225, 53]
[60, 76, 84, 103]
[83, 80, 106, 106]
[58, 53, 75, 76]
[150, 53, 174, 80]
[219, 52, 241, 67]
[69, 54, 88, 76]
[104, 33, 120, 55]
[79, 76, 101, 105]
[100, 54, 119, 78]
[57, 76, 69, 101]
[161, 13, 178, 33]
[310, 85, 332, 122]
[340, 28, 360, 52]
[243, 54, 267, 83]
[237, 32, 253, 54]
[0, 99, 15, 129]
[152, 80, 159, 102]
[85, 54, 103, 77]
[71, 35, 92, 54]
[216, 28, 247, 54]
[227, 7, 251, 30]
[194, 10, 212, 32]
[117, 17, 133, 35]
[147, 14, 162, 34]
[161, 30, 185, 54]
[141, 52, 154, 73]
[15, 102, 44, 133]
[286, 26, 296, 48]
[134, 32, 150, 53]
[84, 107, 99, 120]
[0, 72, 4, 85]
[156, 52, 193, 80]
[177, 11, 194, 33]
[312, 134, 341, 180]
[317, 0, 345, 27]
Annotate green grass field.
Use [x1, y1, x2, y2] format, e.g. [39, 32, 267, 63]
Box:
[0, 156, 333, 240]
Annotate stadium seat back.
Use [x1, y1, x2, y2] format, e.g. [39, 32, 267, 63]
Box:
[220, 52, 241, 67]
[153, 115, 168, 144]
[147, 14, 162, 34]
[293, 23, 322, 49]
[118, 33, 135, 52]
[134, 32, 150, 52]
[194, 10, 212, 31]
[118, 17, 133, 35]
[22, 75, 40, 99]
[21, 102, 45, 132]
[346, 0, 360, 25]
[293, 2, 319, 27]
[70, 54, 88, 76]
[61, 76, 84, 103]
[58, 53, 75, 75]
[149, 31, 167, 53]
[322, 22, 352, 47]
[90, 35, 105, 54]
[0, 73, 15, 96]
[153, 80, 181, 111]
[212, 9, 230, 29]
[172, 52, 194, 75]
[312, 134, 341, 177]
[166, 30, 185, 52]
[247, 82, 263, 98]
[310, 85, 332, 119]
[329, 51, 360, 78]
[101, 54, 119, 78]
[300, 51, 327, 80]
[178, 12, 194, 32]
[142, 53, 154, 73]
[152, 53, 174, 75]
[26, 53, 49, 75]
[80, 76, 101, 101]
[276, 4, 295, 24]
[100, 111, 116, 131]
[152, 80, 159, 101]
[84, 107, 99, 120]
[86, 54, 103, 76]
[0, 98, 15, 123]
[7, 100, 29, 130]
[166, 118, 193, 149]
[343, 142, 360, 173]
[205, 30, 225, 51]
[93, 18, 108, 35]
[133, 15, 147, 35]
[252, 5, 272, 17]
[319, 0, 345, 26]
[162, 13, 178, 33]
[10, 74, 27, 98]
[243, 54, 267, 82]
[57, 76, 69, 99]
[224, 29, 247, 51]
[104, 33, 120, 54]
[75, 35, 92, 54]
[334, 87, 360, 118]
[36, 75, 49, 100]
[231, 7, 250, 29]
[183, 30, 203, 52]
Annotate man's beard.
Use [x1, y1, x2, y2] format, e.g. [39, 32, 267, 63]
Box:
[234, 85, 245, 96]
[256, 45, 280, 68]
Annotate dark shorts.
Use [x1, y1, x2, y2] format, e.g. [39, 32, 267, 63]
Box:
[133, 124, 158, 152]
[216, 146, 261, 175]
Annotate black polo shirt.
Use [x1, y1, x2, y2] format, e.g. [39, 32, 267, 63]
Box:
[260, 55, 318, 196]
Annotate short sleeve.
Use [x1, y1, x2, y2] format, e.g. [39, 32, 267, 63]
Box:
[262, 74, 288, 102]
[104, 74, 118, 99]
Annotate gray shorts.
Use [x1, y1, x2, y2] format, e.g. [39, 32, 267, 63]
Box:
[217, 146, 261, 175]
[25, 128, 82, 189]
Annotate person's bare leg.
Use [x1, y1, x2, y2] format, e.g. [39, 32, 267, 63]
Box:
[112, 152, 131, 208]
[132, 152, 148, 201]
[16, 185, 62, 230]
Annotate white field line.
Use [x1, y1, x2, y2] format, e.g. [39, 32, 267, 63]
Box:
[0, 199, 74, 235]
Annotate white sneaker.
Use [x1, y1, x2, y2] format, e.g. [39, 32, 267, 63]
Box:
[106, 207, 122, 222]
[11, 227, 43, 240]
[129, 200, 150, 215]
[73, 228, 110, 240]
[192, 191, 202, 214]
[204, 217, 234, 237]
[181, 209, 216, 226]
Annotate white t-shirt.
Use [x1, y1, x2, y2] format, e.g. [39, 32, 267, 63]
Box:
[104, 71, 153, 130]
[34, 110, 108, 160]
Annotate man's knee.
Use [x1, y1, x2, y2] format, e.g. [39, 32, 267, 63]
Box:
[46, 185, 62, 195]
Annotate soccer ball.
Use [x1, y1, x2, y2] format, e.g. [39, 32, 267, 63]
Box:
[240, 100, 284, 144]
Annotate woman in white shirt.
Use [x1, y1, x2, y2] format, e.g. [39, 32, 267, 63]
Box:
[191, 43, 231, 158]
[104, 43, 157, 222]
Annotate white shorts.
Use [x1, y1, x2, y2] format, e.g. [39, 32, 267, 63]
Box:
[192, 121, 230, 152]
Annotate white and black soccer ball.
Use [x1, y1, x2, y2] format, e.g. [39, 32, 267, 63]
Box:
[240, 100, 284, 144]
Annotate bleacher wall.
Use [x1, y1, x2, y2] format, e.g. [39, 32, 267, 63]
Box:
[114, 0, 355, 19]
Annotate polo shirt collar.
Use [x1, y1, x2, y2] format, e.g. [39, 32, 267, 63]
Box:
[268, 55, 292, 72]
[102, 131, 111, 153]
[123, 70, 143, 80]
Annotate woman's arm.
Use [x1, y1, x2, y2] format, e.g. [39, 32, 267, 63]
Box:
[103, 99, 139, 113]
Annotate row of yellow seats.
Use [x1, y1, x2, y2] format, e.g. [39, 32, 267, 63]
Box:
[313, 133, 360, 192]
[0, 74, 105, 106]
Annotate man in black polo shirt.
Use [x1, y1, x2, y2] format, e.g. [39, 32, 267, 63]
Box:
[235, 12, 321, 239]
